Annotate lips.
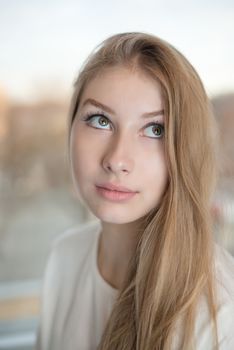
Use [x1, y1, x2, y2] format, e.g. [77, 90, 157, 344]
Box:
[96, 182, 137, 193]
[95, 182, 138, 202]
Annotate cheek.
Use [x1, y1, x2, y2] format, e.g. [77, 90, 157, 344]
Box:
[70, 127, 91, 179]
[70, 125, 104, 187]
[144, 149, 168, 189]
[145, 159, 168, 210]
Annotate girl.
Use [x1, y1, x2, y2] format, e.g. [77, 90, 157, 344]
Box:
[36, 32, 234, 350]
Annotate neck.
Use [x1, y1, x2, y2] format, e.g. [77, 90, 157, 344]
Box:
[97, 220, 143, 290]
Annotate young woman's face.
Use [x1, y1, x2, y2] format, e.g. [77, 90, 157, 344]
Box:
[70, 65, 169, 224]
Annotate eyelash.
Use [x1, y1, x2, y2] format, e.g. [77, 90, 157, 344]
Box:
[81, 111, 165, 139]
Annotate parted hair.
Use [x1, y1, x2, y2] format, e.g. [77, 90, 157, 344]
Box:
[68, 32, 219, 349]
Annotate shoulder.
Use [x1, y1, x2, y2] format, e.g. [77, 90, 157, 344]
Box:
[36, 219, 102, 346]
[193, 245, 234, 348]
[36, 221, 101, 349]
[43, 219, 102, 286]
[52, 219, 101, 260]
[214, 244, 234, 347]
[214, 243, 234, 302]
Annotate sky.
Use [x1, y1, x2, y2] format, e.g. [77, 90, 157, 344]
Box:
[0, 0, 234, 102]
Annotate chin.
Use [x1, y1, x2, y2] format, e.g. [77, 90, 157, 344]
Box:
[88, 205, 143, 225]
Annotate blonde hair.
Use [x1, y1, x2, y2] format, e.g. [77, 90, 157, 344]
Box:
[68, 32, 219, 349]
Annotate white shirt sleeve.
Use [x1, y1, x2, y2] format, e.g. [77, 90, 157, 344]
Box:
[35, 243, 61, 350]
[195, 245, 234, 350]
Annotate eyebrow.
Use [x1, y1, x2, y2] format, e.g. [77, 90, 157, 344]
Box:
[81, 98, 164, 118]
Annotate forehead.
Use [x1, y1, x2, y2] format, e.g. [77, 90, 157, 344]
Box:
[79, 65, 163, 110]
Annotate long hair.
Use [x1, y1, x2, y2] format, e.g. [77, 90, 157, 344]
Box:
[67, 32, 219, 349]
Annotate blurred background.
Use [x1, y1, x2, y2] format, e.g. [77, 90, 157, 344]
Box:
[0, 0, 234, 349]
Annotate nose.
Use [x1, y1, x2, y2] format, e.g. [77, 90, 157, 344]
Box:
[102, 133, 134, 175]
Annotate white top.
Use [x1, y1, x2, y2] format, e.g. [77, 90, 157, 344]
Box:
[35, 220, 234, 350]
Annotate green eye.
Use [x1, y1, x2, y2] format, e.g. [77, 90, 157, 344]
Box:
[144, 123, 164, 139]
[98, 116, 109, 127]
[84, 114, 111, 129]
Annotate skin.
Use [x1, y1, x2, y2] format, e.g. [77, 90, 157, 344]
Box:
[70, 65, 169, 289]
